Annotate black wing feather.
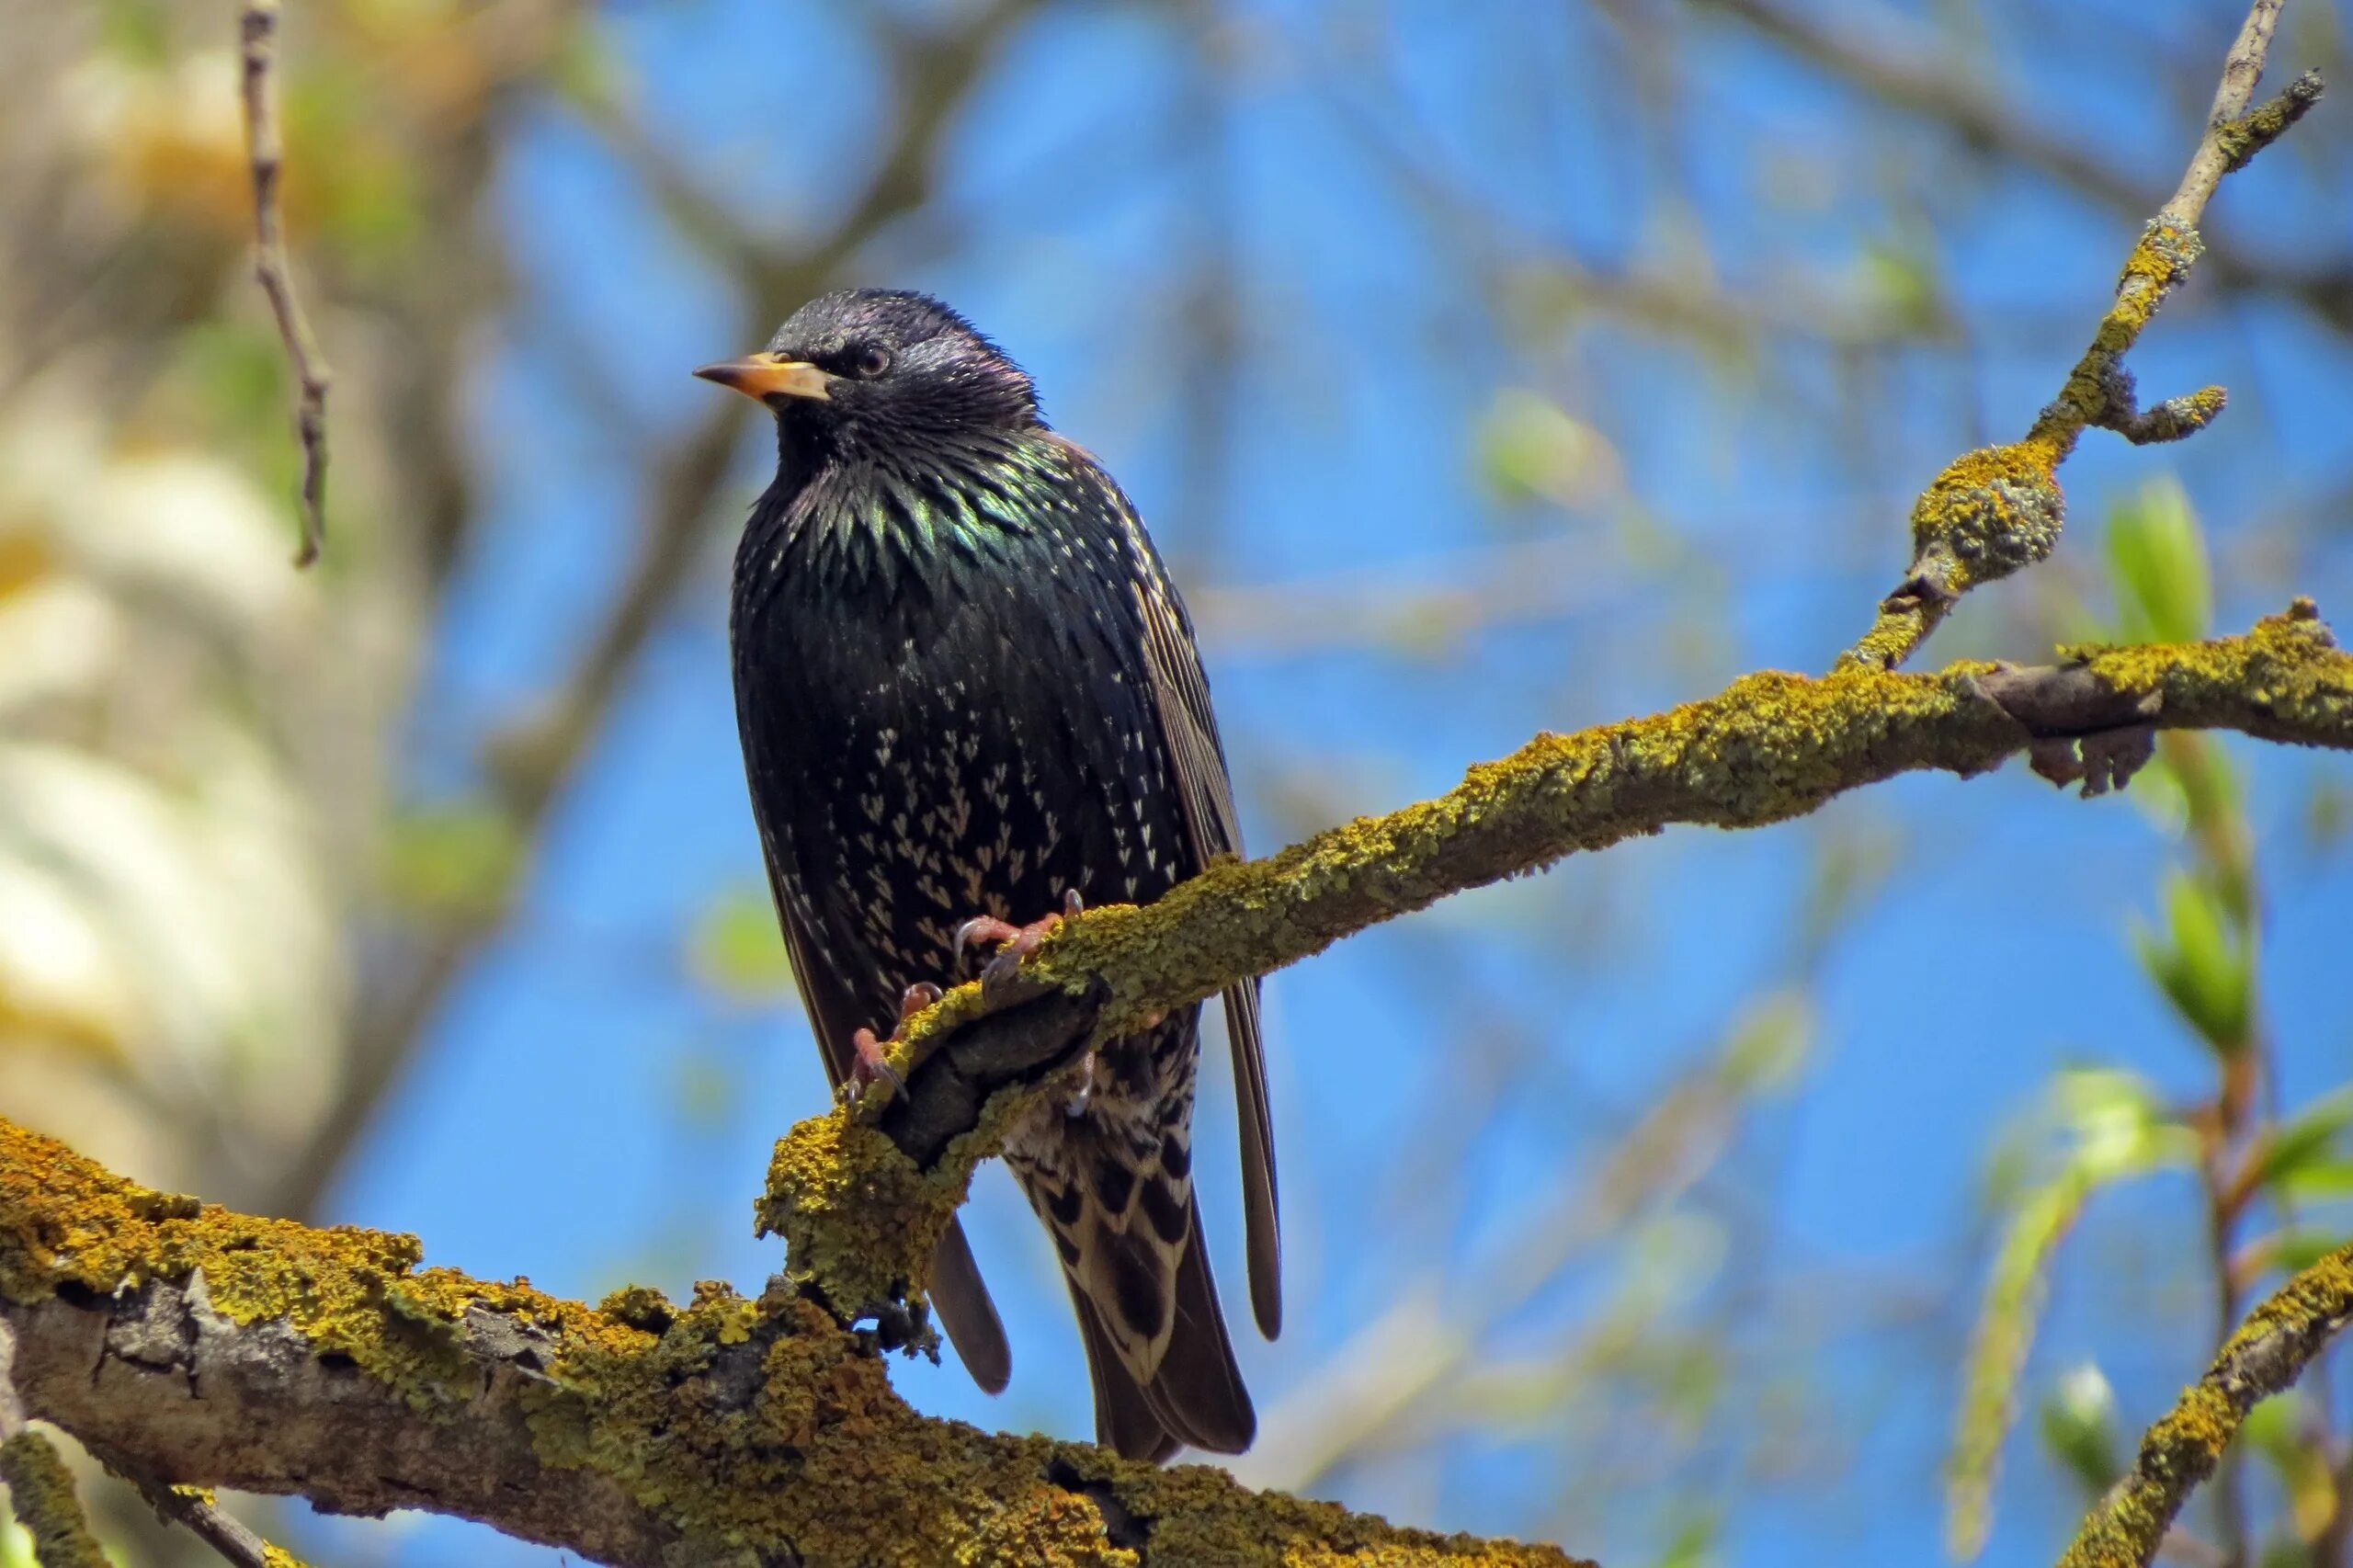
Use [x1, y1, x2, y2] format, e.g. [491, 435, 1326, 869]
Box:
[1097, 452, 1282, 1343]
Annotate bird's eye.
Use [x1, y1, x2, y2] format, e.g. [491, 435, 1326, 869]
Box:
[850, 346, 892, 380]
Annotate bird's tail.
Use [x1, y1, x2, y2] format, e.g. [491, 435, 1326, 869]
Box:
[1022, 1125, 1255, 1460]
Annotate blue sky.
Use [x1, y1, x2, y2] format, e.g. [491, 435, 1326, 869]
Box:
[298, 2, 2353, 1562]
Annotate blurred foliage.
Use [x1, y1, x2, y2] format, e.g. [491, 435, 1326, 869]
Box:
[381, 801, 526, 922]
[1949, 1070, 2196, 1561]
[1953, 486, 2353, 1565]
[2106, 478, 2213, 650]
[2037, 1363, 2120, 1503]
[1478, 389, 1625, 517]
[687, 887, 798, 1004]
[2133, 869, 2254, 1058]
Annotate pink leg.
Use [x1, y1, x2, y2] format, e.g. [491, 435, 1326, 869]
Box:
[955, 888, 1085, 988]
[844, 982, 941, 1103]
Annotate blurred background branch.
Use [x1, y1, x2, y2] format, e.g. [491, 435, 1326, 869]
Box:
[236, 0, 332, 566]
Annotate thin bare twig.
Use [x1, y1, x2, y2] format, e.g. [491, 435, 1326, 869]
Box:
[239, 0, 334, 567]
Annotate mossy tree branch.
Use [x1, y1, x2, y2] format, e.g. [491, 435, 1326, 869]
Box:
[763, 603, 2353, 1338]
[0, 1118, 1580, 1568]
[2057, 1243, 2353, 1568]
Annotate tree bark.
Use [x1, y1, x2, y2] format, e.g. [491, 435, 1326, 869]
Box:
[0, 1117, 1581, 1568]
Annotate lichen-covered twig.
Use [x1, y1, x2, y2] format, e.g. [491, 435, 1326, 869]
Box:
[1836, 2, 2324, 673]
[103, 1457, 310, 1568]
[2055, 1242, 2353, 1568]
[2163, 1, 2323, 226]
[762, 605, 2353, 1331]
[0, 1323, 108, 1568]
[238, 0, 333, 568]
[0, 1118, 1578, 1568]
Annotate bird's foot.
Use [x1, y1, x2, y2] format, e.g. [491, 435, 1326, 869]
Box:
[845, 982, 941, 1104]
[954, 889, 1084, 991]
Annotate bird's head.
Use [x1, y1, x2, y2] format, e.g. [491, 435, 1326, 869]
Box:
[695, 290, 1040, 459]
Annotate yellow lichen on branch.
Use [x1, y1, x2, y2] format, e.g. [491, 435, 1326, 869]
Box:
[2059, 1243, 2353, 1568]
[756, 1100, 964, 1343]
[0, 1117, 1582, 1567]
[1836, 36, 2324, 675]
[765, 608, 2353, 1335]
[1839, 218, 2224, 674]
[0, 1429, 108, 1568]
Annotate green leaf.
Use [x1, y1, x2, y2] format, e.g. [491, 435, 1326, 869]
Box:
[2163, 733, 2244, 846]
[2279, 1161, 2353, 1202]
[2123, 752, 2192, 840]
[1949, 1160, 2093, 1562]
[2132, 871, 2251, 1056]
[1947, 1073, 2191, 1561]
[1855, 235, 1949, 332]
[380, 801, 524, 921]
[2038, 1363, 2120, 1499]
[2270, 1228, 2351, 1275]
[1654, 1509, 1720, 1568]
[2249, 1086, 2353, 1193]
[95, 0, 174, 65]
[1719, 990, 1812, 1094]
[548, 15, 628, 111]
[2306, 778, 2352, 854]
[2105, 475, 2211, 644]
[2245, 1392, 2336, 1543]
[1475, 390, 1620, 513]
[688, 887, 798, 1003]
[2054, 1068, 2200, 1177]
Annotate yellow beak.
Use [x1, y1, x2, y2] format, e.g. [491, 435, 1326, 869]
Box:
[693, 352, 832, 402]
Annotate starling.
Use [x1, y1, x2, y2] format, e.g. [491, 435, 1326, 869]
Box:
[699, 289, 1279, 1460]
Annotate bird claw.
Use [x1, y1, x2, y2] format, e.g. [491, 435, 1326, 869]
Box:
[843, 983, 941, 1104]
[955, 889, 1083, 991]
[846, 1029, 905, 1103]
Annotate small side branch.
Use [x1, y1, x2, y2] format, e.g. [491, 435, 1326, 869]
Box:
[103, 1452, 311, 1568]
[2163, 2, 2325, 224]
[239, 0, 333, 567]
[1836, 2, 2323, 673]
[2056, 1243, 2353, 1568]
